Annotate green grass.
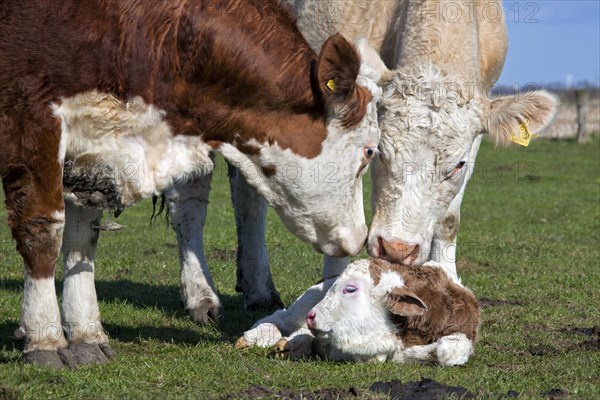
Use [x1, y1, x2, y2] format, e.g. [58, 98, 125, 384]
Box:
[1, 136, 599, 399]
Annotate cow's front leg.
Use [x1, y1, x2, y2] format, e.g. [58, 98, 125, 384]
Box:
[228, 164, 283, 311]
[167, 174, 223, 323]
[61, 197, 114, 365]
[3, 162, 72, 368]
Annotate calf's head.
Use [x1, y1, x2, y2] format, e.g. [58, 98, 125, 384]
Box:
[358, 44, 558, 264]
[308, 259, 428, 362]
[219, 35, 382, 257]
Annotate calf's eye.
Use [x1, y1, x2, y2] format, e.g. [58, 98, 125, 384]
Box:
[342, 285, 358, 294]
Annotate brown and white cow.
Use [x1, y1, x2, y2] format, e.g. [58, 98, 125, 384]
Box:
[0, 0, 382, 367]
[231, 0, 557, 347]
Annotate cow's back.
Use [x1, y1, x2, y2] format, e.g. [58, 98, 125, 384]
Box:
[285, 0, 507, 86]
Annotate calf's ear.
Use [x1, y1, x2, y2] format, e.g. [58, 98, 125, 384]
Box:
[386, 287, 428, 317]
[316, 33, 372, 128]
[483, 90, 558, 146]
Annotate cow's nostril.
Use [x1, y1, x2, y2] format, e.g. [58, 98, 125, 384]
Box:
[378, 238, 419, 264]
[306, 311, 316, 330]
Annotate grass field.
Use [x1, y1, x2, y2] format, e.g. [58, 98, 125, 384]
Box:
[1, 136, 599, 399]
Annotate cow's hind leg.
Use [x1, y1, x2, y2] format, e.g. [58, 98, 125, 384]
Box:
[61, 197, 114, 364]
[3, 161, 72, 368]
[167, 174, 224, 323]
[228, 164, 283, 311]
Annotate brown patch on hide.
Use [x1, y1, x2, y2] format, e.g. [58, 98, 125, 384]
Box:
[261, 165, 277, 177]
[369, 259, 481, 347]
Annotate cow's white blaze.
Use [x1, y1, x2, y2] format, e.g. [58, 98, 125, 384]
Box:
[368, 65, 484, 265]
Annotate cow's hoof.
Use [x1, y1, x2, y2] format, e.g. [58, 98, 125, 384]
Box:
[187, 298, 224, 324]
[23, 350, 70, 369]
[235, 336, 250, 349]
[274, 338, 291, 359]
[68, 343, 111, 365]
[244, 292, 284, 312]
[274, 334, 315, 360]
[99, 343, 117, 360]
[237, 323, 282, 348]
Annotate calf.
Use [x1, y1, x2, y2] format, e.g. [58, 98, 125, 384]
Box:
[0, 0, 381, 368]
[238, 259, 480, 366]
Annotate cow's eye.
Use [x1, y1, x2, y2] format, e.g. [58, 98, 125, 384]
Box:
[356, 147, 378, 178]
[342, 285, 358, 294]
[363, 146, 378, 161]
[445, 160, 467, 180]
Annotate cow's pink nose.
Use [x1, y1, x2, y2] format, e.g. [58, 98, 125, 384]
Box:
[375, 237, 420, 264]
[306, 311, 316, 330]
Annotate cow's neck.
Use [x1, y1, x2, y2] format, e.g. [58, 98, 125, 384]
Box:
[392, 0, 481, 84]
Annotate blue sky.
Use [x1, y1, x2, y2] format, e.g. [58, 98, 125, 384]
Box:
[498, 0, 600, 87]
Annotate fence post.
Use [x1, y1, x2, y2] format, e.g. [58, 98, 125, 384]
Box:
[575, 89, 589, 143]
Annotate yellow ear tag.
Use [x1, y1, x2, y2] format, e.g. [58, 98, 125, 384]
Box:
[510, 120, 533, 147]
[326, 79, 337, 92]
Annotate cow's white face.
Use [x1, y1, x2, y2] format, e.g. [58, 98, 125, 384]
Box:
[368, 66, 483, 264]
[309, 260, 401, 362]
[220, 65, 382, 257]
[366, 64, 558, 265]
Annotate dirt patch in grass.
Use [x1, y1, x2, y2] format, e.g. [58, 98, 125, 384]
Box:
[0, 385, 18, 400]
[222, 384, 361, 399]
[370, 378, 475, 399]
[479, 298, 524, 308]
[526, 325, 600, 356]
[225, 379, 477, 400]
[540, 388, 571, 399]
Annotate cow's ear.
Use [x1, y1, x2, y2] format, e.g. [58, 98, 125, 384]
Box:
[483, 90, 558, 146]
[386, 287, 428, 317]
[316, 33, 372, 128]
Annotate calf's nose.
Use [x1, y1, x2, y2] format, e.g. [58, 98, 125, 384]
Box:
[374, 237, 420, 264]
[306, 311, 316, 330]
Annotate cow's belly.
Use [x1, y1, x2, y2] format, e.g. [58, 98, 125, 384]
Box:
[51, 91, 213, 208]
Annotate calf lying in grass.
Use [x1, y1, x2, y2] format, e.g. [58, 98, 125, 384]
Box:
[237, 259, 480, 366]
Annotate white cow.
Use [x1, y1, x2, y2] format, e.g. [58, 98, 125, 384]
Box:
[231, 0, 558, 349]
[237, 259, 481, 366]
